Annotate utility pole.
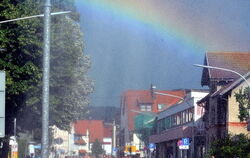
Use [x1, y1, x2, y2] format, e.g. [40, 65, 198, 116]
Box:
[41, 0, 51, 157]
[112, 120, 116, 156]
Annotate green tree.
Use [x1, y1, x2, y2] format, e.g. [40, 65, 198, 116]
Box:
[0, 0, 93, 157]
[91, 139, 105, 158]
[208, 134, 250, 158]
[235, 87, 250, 121]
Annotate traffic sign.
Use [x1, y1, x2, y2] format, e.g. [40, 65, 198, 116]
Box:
[177, 138, 190, 150]
[182, 138, 190, 145]
[148, 143, 156, 149]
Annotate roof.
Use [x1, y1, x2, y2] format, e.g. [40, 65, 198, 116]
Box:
[103, 124, 113, 138]
[201, 52, 250, 86]
[211, 72, 250, 97]
[74, 120, 104, 143]
[75, 139, 86, 145]
[122, 90, 186, 131]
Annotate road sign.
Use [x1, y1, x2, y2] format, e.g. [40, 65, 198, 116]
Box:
[177, 138, 190, 150]
[113, 147, 117, 152]
[182, 138, 190, 145]
[148, 143, 156, 149]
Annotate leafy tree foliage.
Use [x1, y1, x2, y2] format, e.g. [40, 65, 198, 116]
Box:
[91, 139, 105, 158]
[0, 0, 93, 154]
[208, 134, 250, 158]
[235, 87, 250, 121]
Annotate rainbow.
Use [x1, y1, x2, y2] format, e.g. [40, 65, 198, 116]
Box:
[76, 0, 205, 51]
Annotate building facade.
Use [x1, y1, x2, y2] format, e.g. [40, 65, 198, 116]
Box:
[72, 120, 113, 156]
[119, 89, 186, 157]
[197, 52, 250, 154]
[149, 90, 208, 158]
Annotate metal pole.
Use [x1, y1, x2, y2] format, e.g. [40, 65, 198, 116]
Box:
[14, 118, 16, 137]
[42, 0, 51, 157]
[193, 64, 250, 88]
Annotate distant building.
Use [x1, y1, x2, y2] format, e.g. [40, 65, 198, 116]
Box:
[72, 120, 113, 156]
[119, 89, 186, 157]
[51, 126, 70, 157]
[149, 90, 208, 158]
[197, 52, 250, 154]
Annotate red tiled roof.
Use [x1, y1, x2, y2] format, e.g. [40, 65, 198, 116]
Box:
[75, 139, 86, 145]
[122, 90, 186, 131]
[103, 124, 113, 138]
[74, 120, 104, 143]
[79, 149, 87, 153]
[202, 52, 250, 85]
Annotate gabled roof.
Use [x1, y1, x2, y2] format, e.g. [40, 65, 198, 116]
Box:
[122, 90, 186, 131]
[201, 52, 250, 86]
[74, 120, 104, 143]
[211, 72, 250, 97]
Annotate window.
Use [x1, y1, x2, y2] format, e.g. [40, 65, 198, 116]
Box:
[158, 104, 166, 110]
[172, 115, 177, 126]
[165, 116, 171, 129]
[176, 112, 181, 125]
[140, 105, 146, 111]
[181, 111, 186, 124]
[189, 108, 194, 122]
[140, 104, 152, 111]
[185, 109, 189, 123]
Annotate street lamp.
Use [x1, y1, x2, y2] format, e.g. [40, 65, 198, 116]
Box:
[193, 64, 250, 131]
[0, 5, 70, 158]
[193, 64, 250, 88]
[150, 84, 185, 100]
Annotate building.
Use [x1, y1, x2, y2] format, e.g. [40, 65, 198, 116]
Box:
[149, 90, 208, 158]
[197, 52, 250, 153]
[51, 126, 70, 157]
[72, 120, 113, 156]
[119, 89, 186, 157]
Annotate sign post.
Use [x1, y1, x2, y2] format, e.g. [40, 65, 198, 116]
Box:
[0, 71, 5, 138]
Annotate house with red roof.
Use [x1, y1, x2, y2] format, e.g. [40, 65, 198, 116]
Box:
[118, 89, 186, 157]
[70, 120, 113, 157]
[197, 52, 250, 155]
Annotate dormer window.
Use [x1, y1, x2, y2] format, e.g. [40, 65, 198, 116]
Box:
[140, 104, 152, 111]
[158, 104, 166, 111]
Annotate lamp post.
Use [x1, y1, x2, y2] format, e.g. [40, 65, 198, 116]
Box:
[1, 4, 70, 158]
[41, 0, 51, 157]
[193, 64, 250, 131]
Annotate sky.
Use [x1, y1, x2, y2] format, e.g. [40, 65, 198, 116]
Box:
[75, 0, 250, 107]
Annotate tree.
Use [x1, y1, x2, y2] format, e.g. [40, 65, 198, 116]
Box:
[91, 139, 105, 158]
[0, 0, 93, 156]
[235, 87, 250, 121]
[208, 134, 250, 158]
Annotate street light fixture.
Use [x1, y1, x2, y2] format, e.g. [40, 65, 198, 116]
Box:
[150, 84, 185, 100]
[193, 64, 250, 131]
[193, 64, 250, 88]
[0, 3, 70, 158]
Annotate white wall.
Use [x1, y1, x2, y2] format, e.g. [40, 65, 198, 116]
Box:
[103, 138, 112, 155]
